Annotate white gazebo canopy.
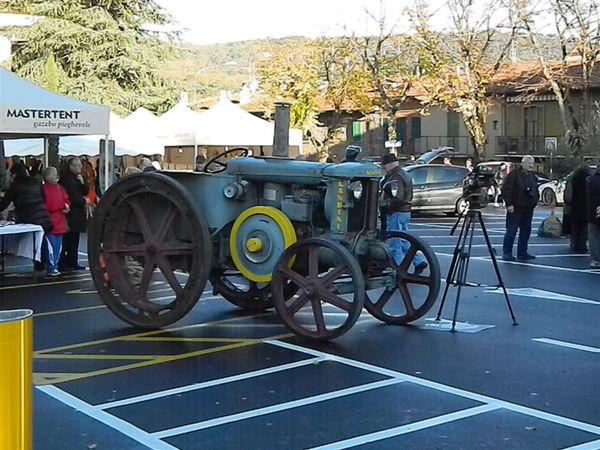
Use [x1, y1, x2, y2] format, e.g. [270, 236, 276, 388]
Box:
[0, 67, 110, 139]
[157, 93, 205, 147]
[194, 93, 303, 152]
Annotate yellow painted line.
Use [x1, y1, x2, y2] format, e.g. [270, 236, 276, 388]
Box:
[35, 341, 256, 385]
[34, 305, 106, 317]
[34, 313, 271, 355]
[125, 337, 255, 343]
[0, 278, 93, 291]
[34, 332, 294, 386]
[35, 354, 156, 361]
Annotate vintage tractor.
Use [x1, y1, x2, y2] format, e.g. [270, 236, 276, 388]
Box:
[88, 105, 441, 340]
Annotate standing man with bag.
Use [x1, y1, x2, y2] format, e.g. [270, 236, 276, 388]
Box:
[587, 164, 600, 268]
[565, 165, 591, 253]
[380, 153, 428, 274]
[501, 155, 539, 261]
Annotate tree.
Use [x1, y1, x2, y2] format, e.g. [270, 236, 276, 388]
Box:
[411, 0, 516, 162]
[1, 0, 178, 115]
[515, 0, 600, 158]
[350, 0, 420, 142]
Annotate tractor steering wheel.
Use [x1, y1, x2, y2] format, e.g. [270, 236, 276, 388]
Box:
[203, 147, 250, 173]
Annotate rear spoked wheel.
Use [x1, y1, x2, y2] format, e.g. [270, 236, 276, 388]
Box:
[88, 173, 212, 328]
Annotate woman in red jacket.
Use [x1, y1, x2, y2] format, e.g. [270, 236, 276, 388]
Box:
[41, 166, 70, 276]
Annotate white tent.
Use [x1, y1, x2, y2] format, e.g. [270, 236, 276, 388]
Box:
[116, 107, 164, 155]
[194, 95, 303, 152]
[157, 93, 205, 147]
[0, 67, 110, 139]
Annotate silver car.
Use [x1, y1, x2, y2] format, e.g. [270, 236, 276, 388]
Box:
[405, 164, 470, 215]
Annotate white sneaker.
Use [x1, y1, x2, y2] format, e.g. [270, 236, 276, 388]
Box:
[47, 270, 61, 277]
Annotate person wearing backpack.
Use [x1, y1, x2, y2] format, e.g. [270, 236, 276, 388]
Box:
[587, 165, 600, 268]
[564, 165, 591, 253]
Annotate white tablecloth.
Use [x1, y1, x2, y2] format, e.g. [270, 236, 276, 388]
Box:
[0, 223, 44, 262]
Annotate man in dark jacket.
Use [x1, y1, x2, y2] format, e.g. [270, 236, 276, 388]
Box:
[341, 145, 362, 163]
[564, 165, 591, 253]
[501, 155, 539, 261]
[58, 157, 89, 271]
[587, 165, 600, 268]
[380, 153, 427, 274]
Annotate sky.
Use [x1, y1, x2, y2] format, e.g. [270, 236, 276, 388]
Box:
[154, 0, 449, 45]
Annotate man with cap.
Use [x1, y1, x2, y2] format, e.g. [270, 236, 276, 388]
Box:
[341, 145, 362, 163]
[501, 155, 539, 261]
[380, 152, 428, 274]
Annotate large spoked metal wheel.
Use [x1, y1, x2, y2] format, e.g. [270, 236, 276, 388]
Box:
[365, 231, 440, 324]
[271, 238, 365, 341]
[88, 173, 212, 328]
[209, 269, 274, 311]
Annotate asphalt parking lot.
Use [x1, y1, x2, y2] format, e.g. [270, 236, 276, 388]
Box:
[1, 205, 599, 450]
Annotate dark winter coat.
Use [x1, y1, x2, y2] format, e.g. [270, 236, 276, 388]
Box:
[381, 166, 413, 213]
[59, 171, 89, 233]
[587, 168, 600, 226]
[0, 176, 53, 231]
[501, 167, 539, 213]
[565, 167, 590, 222]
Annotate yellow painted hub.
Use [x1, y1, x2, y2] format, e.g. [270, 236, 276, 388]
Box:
[230, 206, 297, 282]
[246, 237, 263, 253]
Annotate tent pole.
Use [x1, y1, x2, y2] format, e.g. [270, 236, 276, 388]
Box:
[104, 135, 109, 191]
[43, 137, 49, 168]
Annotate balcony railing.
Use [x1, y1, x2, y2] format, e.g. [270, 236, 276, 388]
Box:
[402, 136, 474, 156]
[494, 136, 558, 157]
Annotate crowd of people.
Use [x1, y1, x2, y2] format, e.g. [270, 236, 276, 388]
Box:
[0, 156, 91, 277]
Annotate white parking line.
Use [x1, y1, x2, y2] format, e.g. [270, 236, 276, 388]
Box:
[152, 378, 405, 439]
[37, 385, 178, 450]
[97, 357, 327, 410]
[267, 340, 600, 436]
[532, 338, 600, 354]
[436, 252, 600, 275]
[563, 438, 600, 449]
[309, 404, 500, 450]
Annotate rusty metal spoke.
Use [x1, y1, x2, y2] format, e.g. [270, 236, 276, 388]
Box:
[278, 266, 309, 288]
[103, 245, 147, 256]
[286, 293, 311, 315]
[401, 273, 432, 286]
[155, 255, 183, 296]
[310, 298, 327, 335]
[308, 245, 319, 279]
[318, 289, 354, 312]
[137, 258, 155, 299]
[398, 283, 416, 316]
[373, 288, 394, 313]
[161, 243, 195, 255]
[128, 199, 155, 241]
[154, 203, 177, 242]
[320, 264, 347, 287]
[398, 243, 418, 273]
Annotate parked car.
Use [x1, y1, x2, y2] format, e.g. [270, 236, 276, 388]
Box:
[405, 164, 470, 215]
[415, 147, 455, 165]
[538, 166, 596, 206]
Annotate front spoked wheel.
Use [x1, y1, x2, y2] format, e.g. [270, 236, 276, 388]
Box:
[272, 238, 365, 340]
[365, 231, 440, 324]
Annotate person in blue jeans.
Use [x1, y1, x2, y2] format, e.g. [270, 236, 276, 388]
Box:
[501, 155, 539, 261]
[380, 153, 428, 273]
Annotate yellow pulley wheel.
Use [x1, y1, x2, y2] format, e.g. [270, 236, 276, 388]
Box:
[230, 206, 297, 282]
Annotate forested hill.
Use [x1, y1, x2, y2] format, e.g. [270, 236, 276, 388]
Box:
[161, 34, 563, 105]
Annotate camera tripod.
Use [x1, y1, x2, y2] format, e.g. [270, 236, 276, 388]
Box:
[435, 207, 518, 332]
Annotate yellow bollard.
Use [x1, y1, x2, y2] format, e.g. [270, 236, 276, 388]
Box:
[0, 309, 33, 450]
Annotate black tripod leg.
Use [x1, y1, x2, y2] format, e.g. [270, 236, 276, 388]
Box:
[477, 211, 518, 325]
[450, 212, 477, 332]
[436, 213, 469, 320]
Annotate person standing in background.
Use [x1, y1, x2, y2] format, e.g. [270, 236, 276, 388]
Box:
[465, 158, 474, 173]
[501, 155, 539, 261]
[587, 164, 600, 268]
[564, 165, 590, 253]
[41, 167, 70, 276]
[380, 153, 428, 274]
[59, 157, 89, 271]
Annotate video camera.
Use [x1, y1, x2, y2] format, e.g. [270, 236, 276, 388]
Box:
[462, 164, 495, 209]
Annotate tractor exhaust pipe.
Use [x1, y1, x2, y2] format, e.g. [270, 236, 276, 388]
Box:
[272, 102, 291, 157]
